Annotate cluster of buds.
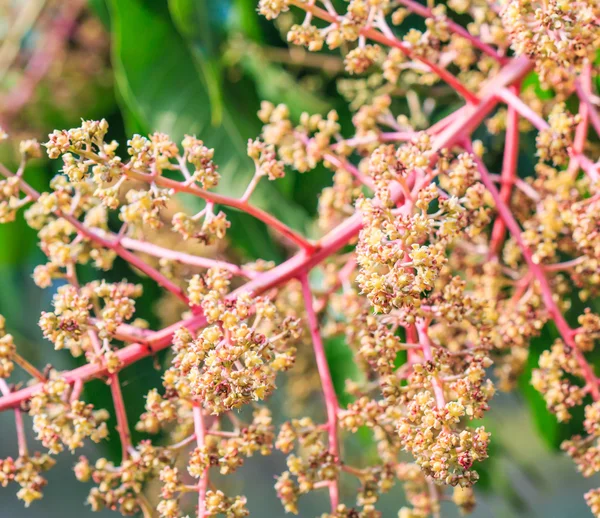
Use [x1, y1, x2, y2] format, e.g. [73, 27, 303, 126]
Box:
[76, 442, 174, 515]
[258, 101, 341, 173]
[536, 103, 579, 166]
[0, 175, 22, 223]
[29, 377, 109, 454]
[153, 268, 301, 414]
[531, 340, 586, 422]
[501, 0, 600, 86]
[187, 408, 275, 477]
[38, 280, 141, 360]
[398, 388, 491, 486]
[275, 417, 339, 514]
[0, 315, 16, 378]
[0, 453, 55, 507]
[356, 139, 489, 314]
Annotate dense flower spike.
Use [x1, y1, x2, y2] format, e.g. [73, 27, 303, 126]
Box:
[0, 0, 599, 517]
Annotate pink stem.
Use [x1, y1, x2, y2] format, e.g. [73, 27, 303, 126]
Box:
[109, 373, 131, 463]
[88, 330, 131, 462]
[575, 70, 600, 141]
[498, 87, 600, 183]
[544, 256, 587, 272]
[569, 66, 591, 177]
[467, 142, 600, 401]
[117, 236, 256, 278]
[300, 273, 340, 511]
[0, 379, 27, 457]
[122, 167, 315, 252]
[496, 87, 547, 131]
[332, 131, 417, 149]
[488, 173, 540, 202]
[322, 152, 375, 190]
[193, 403, 208, 518]
[489, 83, 521, 259]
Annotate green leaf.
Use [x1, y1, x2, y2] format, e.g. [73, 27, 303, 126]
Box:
[324, 335, 361, 408]
[0, 220, 36, 266]
[522, 72, 554, 100]
[108, 0, 311, 259]
[168, 0, 227, 125]
[88, 0, 111, 28]
[231, 0, 264, 42]
[237, 49, 332, 120]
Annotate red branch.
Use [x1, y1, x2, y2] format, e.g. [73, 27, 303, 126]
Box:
[468, 143, 600, 401]
[300, 273, 340, 510]
[488, 83, 521, 258]
[193, 404, 209, 518]
[0, 56, 534, 412]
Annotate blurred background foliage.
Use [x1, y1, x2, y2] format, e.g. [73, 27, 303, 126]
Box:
[0, 0, 598, 516]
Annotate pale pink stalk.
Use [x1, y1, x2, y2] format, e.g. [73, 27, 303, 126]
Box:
[575, 68, 600, 144]
[109, 373, 132, 463]
[468, 143, 600, 400]
[122, 167, 316, 252]
[415, 320, 446, 409]
[0, 379, 27, 457]
[88, 330, 131, 462]
[193, 404, 209, 518]
[300, 273, 340, 511]
[489, 83, 521, 259]
[11, 353, 46, 382]
[70, 379, 83, 402]
[496, 87, 547, 131]
[488, 173, 540, 202]
[116, 236, 256, 278]
[569, 66, 591, 178]
[544, 256, 587, 272]
[498, 87, 600, 183]
[322, 151, 376, 190]
[332, 131, 417, 149]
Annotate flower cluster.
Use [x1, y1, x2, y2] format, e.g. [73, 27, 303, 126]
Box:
[356, 140, 489, 314]
[29, 377, 109, 454]
[38, 280, 141, 362]
[150, 269, 300, 415]
[0, 0, 599, 517]
[501, 0, 600, 86]
[77, 442, 174, 515]
[0, 453, 55, 507]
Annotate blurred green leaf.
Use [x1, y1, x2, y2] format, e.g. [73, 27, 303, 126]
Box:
[231, 0, 264, 42]
[168, 0, 227, 125]
[88, 0, 111, 28]
[324, 335, 361, 408]
[238, 50, 331, 120]
[522, 72, 554, 100]
[0, 219, 36, 266]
